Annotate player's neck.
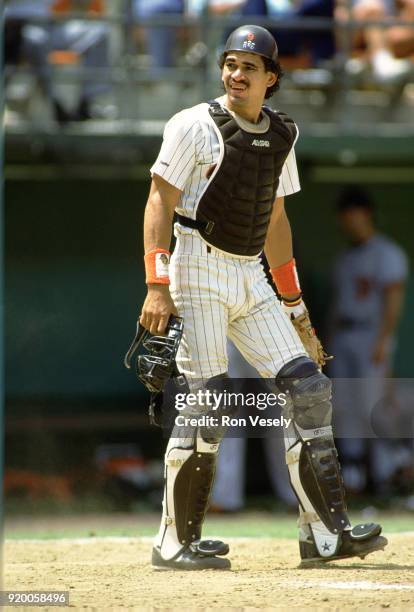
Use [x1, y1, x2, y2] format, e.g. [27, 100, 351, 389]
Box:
[350, 227, 376, 245]
[222, 95, 262, 124]
[361, 226, 375, 242]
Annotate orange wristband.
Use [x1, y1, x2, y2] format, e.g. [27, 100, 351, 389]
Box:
[270, 258, 301, 296]
[144, 248, 170, 285]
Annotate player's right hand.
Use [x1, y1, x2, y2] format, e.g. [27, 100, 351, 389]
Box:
[140, 285, 178, 335]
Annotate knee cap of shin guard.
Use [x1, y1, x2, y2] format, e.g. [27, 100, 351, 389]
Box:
[276, 356, 318, 384]
[276, 357, 332, 429]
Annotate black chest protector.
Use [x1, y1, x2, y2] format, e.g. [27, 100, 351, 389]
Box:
[195, 101, 297, 256]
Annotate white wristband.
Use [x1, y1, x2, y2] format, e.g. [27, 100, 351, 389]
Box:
[282, 299, 307, 320]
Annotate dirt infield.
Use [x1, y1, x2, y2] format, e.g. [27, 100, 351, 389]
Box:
[4, 533, 414, 610]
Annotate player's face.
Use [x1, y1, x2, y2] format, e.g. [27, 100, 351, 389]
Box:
[221, 52, 277, 120]
[339, 208, 374, 242]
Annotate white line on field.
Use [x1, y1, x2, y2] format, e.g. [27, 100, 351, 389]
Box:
[5, 536, 259, 544]
[6, 533, 414, 544]
[288, 580, 414, 592]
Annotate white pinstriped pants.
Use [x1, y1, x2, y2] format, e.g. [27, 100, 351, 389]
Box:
[170, 226, 307, 381]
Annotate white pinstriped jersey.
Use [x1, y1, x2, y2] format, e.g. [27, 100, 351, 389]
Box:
[150, 97, 301, 221]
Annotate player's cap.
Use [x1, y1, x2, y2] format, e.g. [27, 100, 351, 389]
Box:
[337, 185, 375, 212]
[221, 25, 278, 64]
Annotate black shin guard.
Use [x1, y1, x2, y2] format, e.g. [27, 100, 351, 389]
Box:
[276, 357, 351, 557]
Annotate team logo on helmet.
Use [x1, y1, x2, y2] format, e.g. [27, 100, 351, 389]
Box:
[243, 32, 256, 51]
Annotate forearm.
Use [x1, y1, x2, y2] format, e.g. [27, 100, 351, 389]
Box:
[143, 194, 174, 253]
[264, 207, 294, 270]
[264, 202, 300, 301]
[377, 283, 405, 341]
[140, 176, 180, 333]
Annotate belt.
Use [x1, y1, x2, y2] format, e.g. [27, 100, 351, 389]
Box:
[176, 213, 215, 236]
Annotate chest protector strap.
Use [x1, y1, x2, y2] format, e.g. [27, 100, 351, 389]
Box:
[189, 101, 297, 256]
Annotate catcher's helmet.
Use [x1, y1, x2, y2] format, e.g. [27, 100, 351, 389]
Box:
[124, 315, 185, 394]
[222, 25, 278, 64]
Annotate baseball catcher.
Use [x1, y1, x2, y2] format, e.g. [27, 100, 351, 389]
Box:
[133, 25, 388, 570]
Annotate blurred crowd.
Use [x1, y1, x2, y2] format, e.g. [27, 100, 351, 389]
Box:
[4, 0, 414, 124]
[5, 0, 111, 123]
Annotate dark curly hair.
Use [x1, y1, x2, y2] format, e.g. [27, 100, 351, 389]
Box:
[336, 185, 376, 214]
[218, 53, 284, 99]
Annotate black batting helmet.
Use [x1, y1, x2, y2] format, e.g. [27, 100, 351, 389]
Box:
[221, 25, 278, 64]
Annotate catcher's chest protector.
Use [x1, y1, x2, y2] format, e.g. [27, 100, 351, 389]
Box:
[196, 101, 297, 256]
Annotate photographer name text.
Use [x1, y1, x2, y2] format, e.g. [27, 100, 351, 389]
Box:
[175, 415, 292, 428]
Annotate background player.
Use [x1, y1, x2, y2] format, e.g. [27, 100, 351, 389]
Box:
[140, 25, 387, 570]
[328, 185, 408, 495]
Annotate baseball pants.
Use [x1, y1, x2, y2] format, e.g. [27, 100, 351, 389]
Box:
[170, 226, 307, 383]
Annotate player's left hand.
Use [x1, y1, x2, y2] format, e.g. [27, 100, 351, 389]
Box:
[282, 297, 332, 369]
[281, 297, 307, 320]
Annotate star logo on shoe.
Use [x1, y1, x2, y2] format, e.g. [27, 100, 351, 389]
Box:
[322, 541, 332, 551]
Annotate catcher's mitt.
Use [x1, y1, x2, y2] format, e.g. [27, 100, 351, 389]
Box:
[291, 311, 332, 369]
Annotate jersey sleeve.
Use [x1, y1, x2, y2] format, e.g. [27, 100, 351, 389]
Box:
[378, 243, 409, 285]
[276, 144, 301, 198]
[150, 111, 199, 191]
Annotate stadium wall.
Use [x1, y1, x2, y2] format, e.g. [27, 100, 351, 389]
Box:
[5, 173, 414, 406]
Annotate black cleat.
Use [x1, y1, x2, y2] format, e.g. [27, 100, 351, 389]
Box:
[300, 523, 388, 566]
[152, 540, 231, 571]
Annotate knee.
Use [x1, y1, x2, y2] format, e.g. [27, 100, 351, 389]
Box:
[387, 28, 414, 57]
[200, 374, 239, 443]
[176, 373, 237, 445]
[353, 0, 386, 20]
[276, 356, 332, 430]
[186, 374, 237, 412]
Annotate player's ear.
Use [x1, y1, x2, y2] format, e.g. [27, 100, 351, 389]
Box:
[267, 72, 277, 87]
